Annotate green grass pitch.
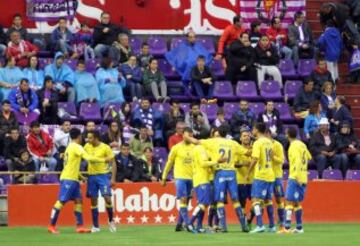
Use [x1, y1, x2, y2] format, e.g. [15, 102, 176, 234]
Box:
[1, 224, 360, 246]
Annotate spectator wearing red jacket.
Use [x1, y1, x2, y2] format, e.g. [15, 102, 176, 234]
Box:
[266, 16, 292, 60]
[6, 30, 38, 68]
[168, 121, 185, 150]
[27, 121, 57, 171]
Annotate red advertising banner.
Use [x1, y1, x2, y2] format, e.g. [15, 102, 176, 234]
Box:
[7, 181, 360, 226]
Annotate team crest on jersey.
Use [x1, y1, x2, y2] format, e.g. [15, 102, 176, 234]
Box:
[256, 0, 287, 23]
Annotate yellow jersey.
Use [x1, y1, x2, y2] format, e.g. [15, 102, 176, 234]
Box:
[193, 145, 215, 187]
[288, 140, 312, 184]
[84, 142, 114, 175]
[60, 142, 104, 181]
[162, 142, 194, 180]
[235, 144, 254, 184]
[252, 136, 275, 182]
[271, 139, 285, 179]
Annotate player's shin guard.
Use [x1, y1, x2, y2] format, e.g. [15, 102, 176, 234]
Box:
[106, 204, 114, 222]
[217, 203, 227, 230]
[294, 206, 303, 230]
[265, 201, 275, 228]
[74, 204, 84, 226]
[252, 202, 263, 227]
[233, 202, 247, 229]
[50, 201, 63, 226]
[277, 202, 285, 226]
[179, 203, 190, 225]
[285, 205, 294, 230]
[190, 205, 201, 225]
[91, 206, 99, 228]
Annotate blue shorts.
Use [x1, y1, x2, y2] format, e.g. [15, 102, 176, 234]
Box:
[195, 183, 212, 205]
[251, 179, 274, 201]
[214, 170, 238, 203]
[285, 179, 307, 202]
[274, 178, 285, 198]
[238, 184, 252, 202]
[175, 179, 193, 199]
[58, 179, 82, 202]
[86, 174, 112, 198]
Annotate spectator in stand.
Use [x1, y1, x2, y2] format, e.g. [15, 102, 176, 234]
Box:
[266, 16, 292, 59]
[257, 101, 287, 146]
[8, 78, 39, 125]
[216, 15, 245, 61]
[36, 76, 59, 124]
[27, 121, 57, 171]
[130, 124, 153, 157]
[0, 100, 19, 154]
[137, 43, 153, 69]
[12, 149, 36, 184]
[6, 30, 38, 69]
[4, 127, 27, 171]
[119, 102, 134, 143]
[320, 81, 336, 117]
[23, 55, 44, 91]
[51, 17, 76, 58]
[121, 54, 143, 102]
[310, 56, 334, 97]
[336, 121, 360, 176]
[309, 118, 342, 178]
[0, 25, 6, 58]
[331, 96, 353, 130]
[213, 108, 228, 128]
[102, 120, 123, 155]
[288, 11, 314, 66]
[110, 33, 132, 67]
[168, 121, 185, 150]
[0, 57, 23, 100]
[316, 20, 343, 82]
[164, 100, 185, 139]
[191, 55, 217, 104]
[115, 143, 142, 183]
[230, 100, 256, 139]
[185, 101, 210, 139]
[73, 23, 95, 61]
[142, 58, 169, 102]
[74, 59, 100, 104]
[227, 32, 257, 84]
[138, 147, 162, 182]
[82, 121, 96, 144]
[53, 120, 71, 152]
[293, 78, 319, 119]
[93, 12, 119, 59]
[95, 57, 126, 107]
[249, 20, 262, 47]
[304, 101, 326, 140]
[254, 34, 282, 88]
[6, 14, 28, 42]
[44, 52, 75, 102]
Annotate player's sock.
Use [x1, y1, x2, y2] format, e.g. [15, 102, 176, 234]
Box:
[252, 202, 263, 227]
[233, 202, 246, 229]
[74, 204, 83, 226]
[285, 205, 294, 230]
[179, 203, 190, 225]
[196, 205, 205, 231]
[217, 203, 227, 230]
[277, 202, 285, 226]
[265, 201, 275, 228]
[294, 206, 303, 230]
[190, 205, 201, 225]
[106, 204, 114, 222]
[91, 206, 99, 228]
[177, 209, 184, 226]
[50, 201, 63, 226]
[208, 205, 216, 227]
[248, 208, 255, 224]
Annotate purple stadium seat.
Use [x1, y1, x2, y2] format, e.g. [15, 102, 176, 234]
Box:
[79, 102, 102, 122]
[64, 59, 77, 70]
[147, 36, 168, 56]
[131, 101, 140, 112]
[260, 80, 282, 100]
[38, 174, 59, 184]
[200, 104, 218, 121]
[249, 102, 265, 116]
[43, 125, 58, 137]
[323, 169, 343, 180]
[308, 170, 319, 180]
[154, 147, 168, 162]
[224, 102, 239, 120]
[96, 124, 108, 133]
[158, 59, 179, 79]
[297, 59, 316, 78]
[179, 103, 190, 113]
[236, 81, 259, 100]
[283, 124, 300, 138]
[283, 170, 289, 180]
[152, 102, 171, 113]
[210, 59, 225, 78]
[275, 103, 293, 121]
[103, 103, 123, 121]
[197, 37, 215, 53]
[86, 59, 100, 74]
[38, 58, 53, 69]
[0, 157, 6, 170]
[170, 37, 186, 49]
[130, 37, 142, 55]
[57, 102, 78, 122]
[279, 59, 298, 79]
[213, 81, 235, 100]
[284, 80, 303, 100]
[345, 170, 360, 181]
[167, 81, 187, 100]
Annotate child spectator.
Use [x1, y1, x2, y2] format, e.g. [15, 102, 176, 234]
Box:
[73, 23, 95, 61]
[12, 149, 36, 184]
[137, 43, 153, 69]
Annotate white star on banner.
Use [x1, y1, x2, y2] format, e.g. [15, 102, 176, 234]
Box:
[140, 215, 149, 224]
[113, 215, 121, 224]
[127, 215, 135, 224]
[168, 214, 176, 223]
[154, 214, 162, 223]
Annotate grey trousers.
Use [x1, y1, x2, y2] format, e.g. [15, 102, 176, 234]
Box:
[145, 81, 167, 100]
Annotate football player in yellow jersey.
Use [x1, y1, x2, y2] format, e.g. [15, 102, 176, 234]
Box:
[265, 129, 286, 229]
[161, 127, 196, 233]
[279, 127, 312, 234]
[247, 123, 276, 233]
[48, 128, 108, 234]
[84, 131, 116, 233]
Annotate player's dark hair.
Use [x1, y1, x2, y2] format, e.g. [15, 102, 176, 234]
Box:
[70, 128, 82, 139]
[2, 99, 11, 105]
[233, 15, 241, 24]
[255, 122, 267, 134]
[88, 130, 101, 140]
[218, 124, 229, 138]
[184, 127, 193, 134]
[30, 121, 40, 128]
[287, 127, 298, 139]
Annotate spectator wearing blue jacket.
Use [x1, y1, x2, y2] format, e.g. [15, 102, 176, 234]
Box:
[121, 55, 143, 102]
[320, 81, 336, 117]
[331, 96, 353, 131]
[304, 100, 326, 140]
[317, 20, 343, 82]
[230, 100, 256, 139]
[51, 17, 75, 58]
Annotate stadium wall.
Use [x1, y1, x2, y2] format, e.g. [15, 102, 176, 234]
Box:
[8, 181, 360, 226]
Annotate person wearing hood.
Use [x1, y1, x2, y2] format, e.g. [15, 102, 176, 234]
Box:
[317, 20, 343, 82]
[74, 59, 100, 104]
[36, 76, 59, 124]
[254, 34, 282, 88]
[310, 56, 334, 96]
[44, 52, 75, 102]
[0, 56, 24, 100]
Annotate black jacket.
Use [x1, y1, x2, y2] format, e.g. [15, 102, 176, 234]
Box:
[115, 153, 145, 182]
[0, 111, 19, 136]
[137, 157, 163, 181]
[191, 65, 216, 82]
[93, 23, 119, 46]
[228, 41, 255, 71]
[230, 109, 256, 136]
[309, 69, 334, 95]
[293, 88, 319, 112]
[309, 131, 339, 156]
[254, 45, 280, 66]
[335, 132, 360, 152]
[0, 25, 6, 44]
[3, 136, 27, 160]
